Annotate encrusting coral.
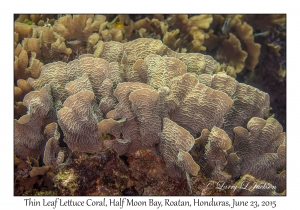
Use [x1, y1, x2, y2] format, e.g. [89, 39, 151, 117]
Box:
[14, 84, 55, 159]
[160, 118, 200, 178]
[14, 15, 286, 196]
[229, 117, 286, 192]
[58, 90, 104, 153]
[198, 73, 270, 139]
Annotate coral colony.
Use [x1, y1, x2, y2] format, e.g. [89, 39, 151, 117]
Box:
[14, 14, 286, 196]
